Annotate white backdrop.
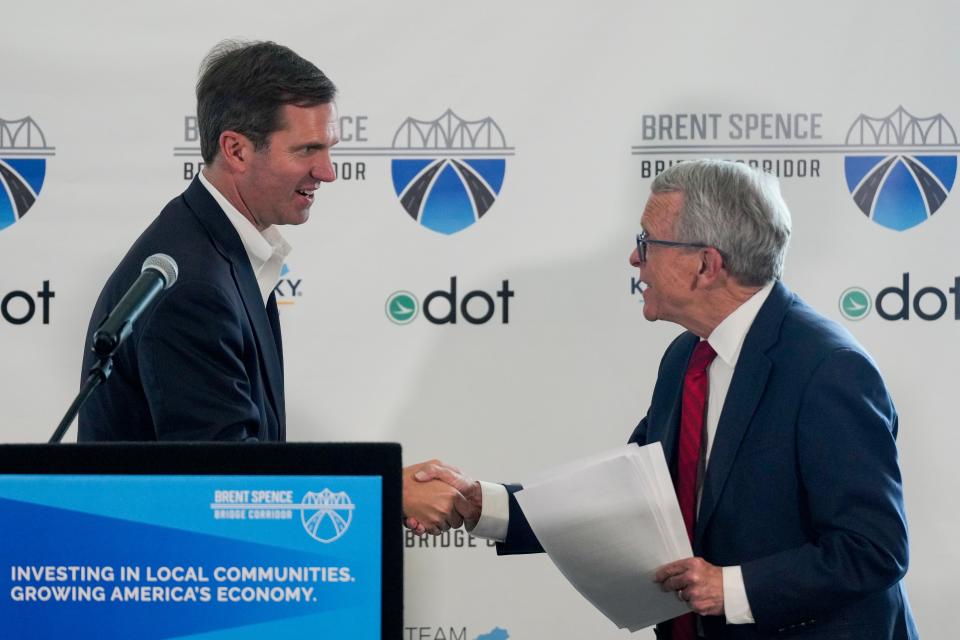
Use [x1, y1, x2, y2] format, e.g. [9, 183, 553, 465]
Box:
[1, 1, 955, 637]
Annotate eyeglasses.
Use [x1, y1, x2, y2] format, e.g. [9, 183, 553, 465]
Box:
[635, 231, 712, 263]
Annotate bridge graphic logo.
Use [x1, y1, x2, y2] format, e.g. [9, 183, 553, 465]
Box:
[300, 489, 355, 543]
[844, 107, 957, 231]
[390, 110, 512, 235]
[0, 116, 55, 232]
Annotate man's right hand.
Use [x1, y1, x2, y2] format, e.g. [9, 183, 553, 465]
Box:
[404, 460, 483, 534]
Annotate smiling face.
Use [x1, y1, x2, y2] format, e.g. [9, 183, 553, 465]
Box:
[629, 191, 704, 327]
[233, 102, 339, 229]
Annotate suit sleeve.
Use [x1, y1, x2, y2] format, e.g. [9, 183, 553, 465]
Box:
[628, 415, 650, 446]
[741, 348, 909, 631]
[137, 280, 262, 441]
[495, 483, 544, 555]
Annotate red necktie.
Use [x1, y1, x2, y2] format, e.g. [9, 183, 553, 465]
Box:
[673, 340, 716, 640]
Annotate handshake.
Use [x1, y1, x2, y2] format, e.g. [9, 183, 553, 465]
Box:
[399, 457, 726, 616]
[402, 460, 484, 536]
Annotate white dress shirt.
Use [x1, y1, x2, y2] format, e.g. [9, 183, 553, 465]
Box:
[471, 282, 775, 625]
[198, 172, 291, 305]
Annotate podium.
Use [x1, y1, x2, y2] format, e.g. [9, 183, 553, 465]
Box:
[0, 442, 402, 639]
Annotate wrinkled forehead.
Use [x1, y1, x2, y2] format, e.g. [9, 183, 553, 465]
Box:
[641, 191, 683, 235]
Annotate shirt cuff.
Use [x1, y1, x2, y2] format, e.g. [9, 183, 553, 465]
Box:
[722, 565, 755, 624]
[465, 481, 509, 542]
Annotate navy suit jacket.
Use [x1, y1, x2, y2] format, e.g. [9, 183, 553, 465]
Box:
[497, 282, 918, 639]
[78, 177, 285, 442]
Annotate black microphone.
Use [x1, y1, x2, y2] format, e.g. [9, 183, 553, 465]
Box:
[92, 253, 179, 358]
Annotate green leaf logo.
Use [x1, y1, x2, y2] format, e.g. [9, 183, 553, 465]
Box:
[386, 291, 419, 325]
[839, 287, 871, 321]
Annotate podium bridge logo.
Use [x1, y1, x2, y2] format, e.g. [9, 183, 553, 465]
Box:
[0, 116, 55, 231]
[301, 489, 354, 544]
[844, 107, 958, 231]
[210, 488, 354, 544]
[391, 110, 512, 235]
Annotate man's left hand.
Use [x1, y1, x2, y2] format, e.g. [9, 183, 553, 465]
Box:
[655, 557, 724, 616]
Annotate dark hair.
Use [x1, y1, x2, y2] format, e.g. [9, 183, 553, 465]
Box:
[196, 40, 337, 164]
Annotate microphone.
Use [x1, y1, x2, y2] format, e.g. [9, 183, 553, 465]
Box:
[92, 253, 178, 358]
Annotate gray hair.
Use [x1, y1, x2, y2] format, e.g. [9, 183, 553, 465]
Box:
[651, 160, 792, 286]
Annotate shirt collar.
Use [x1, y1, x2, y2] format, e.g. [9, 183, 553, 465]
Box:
[197, 172, 291, 273]
[706, 282, 775, 367]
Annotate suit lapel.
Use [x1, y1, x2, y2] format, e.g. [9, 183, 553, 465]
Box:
[694, 281, 793, 546]
[647, 333, 699, 480]
[266, 291, 286, 438]
[182, 178, 286, 436]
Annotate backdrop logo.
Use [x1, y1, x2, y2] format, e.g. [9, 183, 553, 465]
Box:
[177, 114, 371, 182]
[391, 110, 511, 235]
[301, 489, 355, 544]
[273, 263, 302, 306]
[403, 626, 509, 640]
[631, 111, 825, 179]
[630, 277, 645, 304]
[405, 528, 497, 549]
[839, 287, 871, 321]
[0, 116, 55, 231]
[844, 107, 957, 231]
[2, 281, 54, 325]
[385, 277, 514, 325]
[386, 290, 419, 324]
[838, 274, 960, 321]
[630, 107, 959, 229]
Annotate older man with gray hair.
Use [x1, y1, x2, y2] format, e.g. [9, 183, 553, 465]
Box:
[412, 160, 918, 639]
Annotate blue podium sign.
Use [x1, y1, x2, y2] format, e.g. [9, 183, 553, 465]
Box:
[0, 442, 400, 640]
[0, 475, 380, 639]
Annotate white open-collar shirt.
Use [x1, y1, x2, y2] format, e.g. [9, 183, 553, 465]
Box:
[198, 172, 291, 306]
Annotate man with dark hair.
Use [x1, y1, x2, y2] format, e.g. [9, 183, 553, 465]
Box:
[195, 40, 337, 166]
[79, 40, 463, 533]
[78, 40, 338, 442]
[412, 160, 918, 639]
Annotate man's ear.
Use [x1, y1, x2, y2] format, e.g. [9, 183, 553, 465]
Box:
[696, 247, 726, 285]
[217, 130, 252, 173]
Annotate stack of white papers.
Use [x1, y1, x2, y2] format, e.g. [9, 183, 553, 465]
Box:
[515, 442, 692, 632]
